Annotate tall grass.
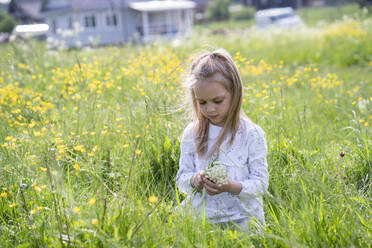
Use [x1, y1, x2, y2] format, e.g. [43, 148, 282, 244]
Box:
[0, 5, 371, 247]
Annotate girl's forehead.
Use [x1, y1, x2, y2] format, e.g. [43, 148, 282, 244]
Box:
[194, 80, 230, 99]
[196, 72, 230, 86]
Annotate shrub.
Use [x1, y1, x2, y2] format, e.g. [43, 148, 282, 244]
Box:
[206, 0, 231, 21]
[0, 11, 17, 33]
[231, 6, 256, 21]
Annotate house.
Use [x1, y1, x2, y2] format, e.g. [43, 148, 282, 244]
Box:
[0, 0, 11, 12]
[249, 0, 300, 10]
[245, 0, 340, 9]
[8, 0, 43, 24]
[41, 0, 196, 47]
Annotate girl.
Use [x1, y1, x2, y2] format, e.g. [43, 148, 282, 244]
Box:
[176, 49, 269, 231]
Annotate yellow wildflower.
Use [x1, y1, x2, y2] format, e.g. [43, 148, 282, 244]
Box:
[73, 145, 85, 153]
[89, 198, 96, 206]
[73, 207, 80, 213]
[148, 195, 158, 203]
[1, 192, 7, 198]
[91, 218, 98, 225]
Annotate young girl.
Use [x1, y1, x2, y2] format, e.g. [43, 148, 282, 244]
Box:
[176, 49, 269, 231]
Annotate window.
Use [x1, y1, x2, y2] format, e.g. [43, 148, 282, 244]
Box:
[52, 19, 57, 33]
[68, 17, 73, 29]
[106, 13, 117, 26]
[84, 15, 96, 28]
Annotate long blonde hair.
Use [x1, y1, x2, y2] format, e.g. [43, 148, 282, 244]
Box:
[185, 49, 246, 158]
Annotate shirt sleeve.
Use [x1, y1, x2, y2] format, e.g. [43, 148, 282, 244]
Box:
[176, 124, 196, 195]
[237, 125, 269, 200]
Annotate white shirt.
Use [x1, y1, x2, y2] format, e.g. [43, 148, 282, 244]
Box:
[176, 119, 269, 225]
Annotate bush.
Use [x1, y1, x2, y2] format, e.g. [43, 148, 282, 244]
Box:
[206, 0, 231, 21]
[231, 6, 256, 21]
[0, 11, 17, 33]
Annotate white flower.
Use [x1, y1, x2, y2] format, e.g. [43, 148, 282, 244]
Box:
[205, 161, 228, 187]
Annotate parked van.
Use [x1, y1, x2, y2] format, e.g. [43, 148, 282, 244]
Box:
[255, 7, 303, 28]
[12, 24, 49, 40]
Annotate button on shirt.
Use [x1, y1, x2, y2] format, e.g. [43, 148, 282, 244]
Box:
[176, 119, 269, 225]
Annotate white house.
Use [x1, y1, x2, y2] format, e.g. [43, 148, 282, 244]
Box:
[41, 0, 196, 47]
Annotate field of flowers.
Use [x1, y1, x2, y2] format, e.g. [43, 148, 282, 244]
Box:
[0, 4, 371, 247]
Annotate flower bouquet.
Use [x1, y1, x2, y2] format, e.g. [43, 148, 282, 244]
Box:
[205, 160, 228, 187]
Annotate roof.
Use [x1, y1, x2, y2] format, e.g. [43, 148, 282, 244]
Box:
[8, 0, 44, 22]
[129, 0, 195, 11]
[255, 7, 294, 18]
[43, 0, 195, 14]
[68, 0, 124, 10]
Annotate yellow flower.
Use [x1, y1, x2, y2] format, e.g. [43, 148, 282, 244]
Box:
[73, 163, 80, 171]
[91, 218, 98, 225]
[30, 208, 37, 215]
[1, 192, 7, 198]
[148, 195, 158, 203]
[9, 203, 17, 208]
[135, 149, 141, 155]
[40, 167, 47, 172]
[40, 185, 47, 189]
[73, 207, 80, 213]
[89, 198, 96, 206]
[74, 145, 85, 153]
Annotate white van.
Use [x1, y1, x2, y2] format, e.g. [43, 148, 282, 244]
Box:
[255, 7, 303, 28]
[12, 24, 49, 40]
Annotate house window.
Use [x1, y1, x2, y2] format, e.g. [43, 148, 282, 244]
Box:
[106, 13, 117, 26]
[52, 19, 57, 34]
[68, 17, 73, 29]
[84, 15, 96, 28]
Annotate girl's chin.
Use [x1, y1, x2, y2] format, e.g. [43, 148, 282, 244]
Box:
[210, 119, 224, 127]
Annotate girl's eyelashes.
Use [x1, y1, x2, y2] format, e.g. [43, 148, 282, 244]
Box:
[198, 99, 223, 105]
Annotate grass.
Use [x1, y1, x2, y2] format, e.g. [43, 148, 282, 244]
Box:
[0, 3, 371, 247]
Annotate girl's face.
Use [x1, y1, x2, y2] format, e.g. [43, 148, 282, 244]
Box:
[194, 73, 232, 126]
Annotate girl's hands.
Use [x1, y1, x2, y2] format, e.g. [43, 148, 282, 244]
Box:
[202, 177, 229, 195]
[191, 170, 205, 191]
[191, 171, 243, 195]
[203, 178, 242, 195]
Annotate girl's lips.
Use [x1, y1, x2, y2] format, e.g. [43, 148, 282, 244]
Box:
[209, 115, 218, 119]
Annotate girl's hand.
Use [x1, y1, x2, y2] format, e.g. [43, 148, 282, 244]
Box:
[191, 170, 205, 191]
[202, 178, 242, 195]
[202, 177, 229, 195]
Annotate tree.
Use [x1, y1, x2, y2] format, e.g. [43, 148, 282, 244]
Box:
[0, 11, 18, 33]
[206, 0, 231, 21]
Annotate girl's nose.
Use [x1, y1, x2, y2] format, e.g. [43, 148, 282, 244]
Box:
[206, 104, 216, 113]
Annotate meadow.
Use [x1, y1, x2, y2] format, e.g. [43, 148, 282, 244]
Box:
[0, 3, 371, 247]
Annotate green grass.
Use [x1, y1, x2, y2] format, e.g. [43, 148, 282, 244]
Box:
[0, 3, 371, 247]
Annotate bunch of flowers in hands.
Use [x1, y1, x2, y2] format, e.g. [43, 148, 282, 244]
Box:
[192, 157, 228, 194]
[205, 160, 228, 187]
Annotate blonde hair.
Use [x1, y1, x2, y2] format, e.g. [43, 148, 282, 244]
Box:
[185, 49, 246, 158]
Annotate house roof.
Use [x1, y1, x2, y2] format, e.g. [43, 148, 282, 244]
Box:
[129, 0, 195, 12]
[68, 0, 124, 10]
[8, 0, 44, 22]
[42, 0, 195, 14]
